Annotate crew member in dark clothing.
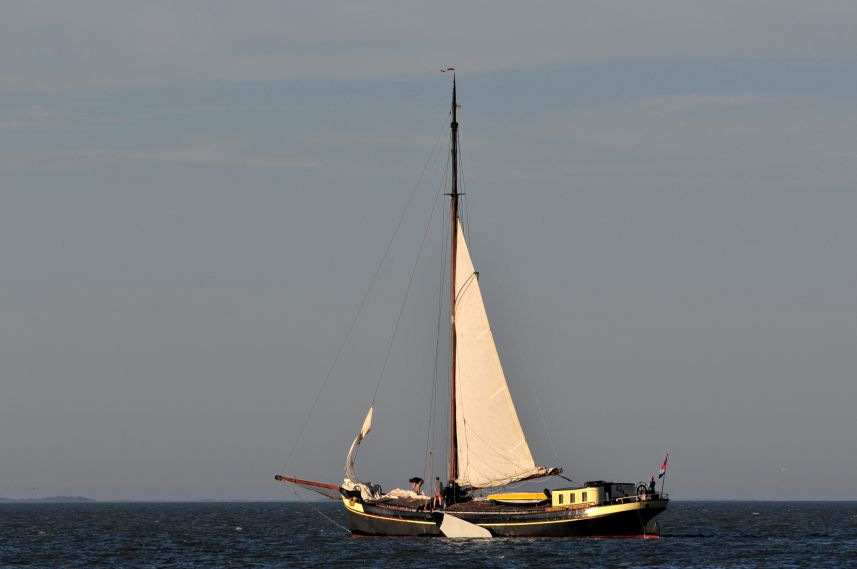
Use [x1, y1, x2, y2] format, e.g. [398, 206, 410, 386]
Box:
[408, 477, 424, 494]
[648, 474, 656, 495]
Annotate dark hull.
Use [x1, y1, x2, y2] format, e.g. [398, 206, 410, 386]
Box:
[345, 498, 668, 538]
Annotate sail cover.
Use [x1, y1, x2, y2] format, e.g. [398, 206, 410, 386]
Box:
[453, 221, 559, 489]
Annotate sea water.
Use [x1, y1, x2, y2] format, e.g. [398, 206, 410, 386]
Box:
[1, 501, 856, 567]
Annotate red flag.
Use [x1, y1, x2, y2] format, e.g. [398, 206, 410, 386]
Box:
[441, 67, 455, 72]
[658, 453, 669, 479]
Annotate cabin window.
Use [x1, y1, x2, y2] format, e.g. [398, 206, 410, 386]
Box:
[558, 494, 564, 504]
[570, 494, 575, 503]
[582, 491, 588, 502]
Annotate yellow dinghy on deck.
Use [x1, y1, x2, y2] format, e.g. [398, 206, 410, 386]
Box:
[487, 492, 549, 506]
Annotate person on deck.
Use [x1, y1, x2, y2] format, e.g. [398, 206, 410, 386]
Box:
[433, 477, 444, 509]
[648, 474, 656, 496]
[409, 477, 424, 494]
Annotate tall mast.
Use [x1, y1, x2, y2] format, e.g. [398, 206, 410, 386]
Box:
[448, 76, 460, 484]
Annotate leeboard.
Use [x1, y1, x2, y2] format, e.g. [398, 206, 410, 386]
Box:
[438, 513, 492, 538]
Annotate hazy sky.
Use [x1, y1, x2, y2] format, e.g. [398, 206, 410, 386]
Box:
[2, 1, 855, 500]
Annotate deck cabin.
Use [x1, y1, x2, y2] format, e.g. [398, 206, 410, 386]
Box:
[551, 481, 638, 508]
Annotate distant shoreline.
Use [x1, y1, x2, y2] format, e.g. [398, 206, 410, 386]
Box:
[0, 496, 96, 503]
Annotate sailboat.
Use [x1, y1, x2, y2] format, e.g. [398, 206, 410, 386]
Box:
[276, 77, 669, 538]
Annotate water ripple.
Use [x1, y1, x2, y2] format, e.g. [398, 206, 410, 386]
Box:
[1, 501, 856, 567]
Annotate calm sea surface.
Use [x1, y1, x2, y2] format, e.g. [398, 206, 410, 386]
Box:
[1, 501, 856, 568]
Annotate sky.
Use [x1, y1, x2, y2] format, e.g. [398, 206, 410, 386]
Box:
[1, 1, 855, 501]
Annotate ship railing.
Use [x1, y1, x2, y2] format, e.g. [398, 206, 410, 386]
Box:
[610, 492, 668, 505]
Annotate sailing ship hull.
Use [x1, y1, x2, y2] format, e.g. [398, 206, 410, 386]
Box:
[343, 497, 668, 538]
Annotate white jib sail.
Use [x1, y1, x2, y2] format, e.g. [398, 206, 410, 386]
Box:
[345, 406, 373, 482]
[453, 221, 557, 489]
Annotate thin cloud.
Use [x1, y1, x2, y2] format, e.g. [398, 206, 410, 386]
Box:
[0, 105, 119, 130]
[75, 143, 318, 170]
[465, 91, 857, 185]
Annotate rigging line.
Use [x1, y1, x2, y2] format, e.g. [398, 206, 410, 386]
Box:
[423, 173, 447, 478]
[456, 353, 470, 482]
[434, 213, 449, 471]
[291, 483, 340, 501]
[458, 134, 473, 257]
[512, 343, 562, 470]
[371, 172, 445, 405]
[279, 114, 449, 474]
[292, 491, 350, 533]
[453, 272, 478, 306]
[457, 455, 535, 490]
[425, 158, 451, 481]
[435, 167, 450, 470]
[531, 384, 561, 469]
[461, 423, 533, 468]
[635, 501, 648, 536]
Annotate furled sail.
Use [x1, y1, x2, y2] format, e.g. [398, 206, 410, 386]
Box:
[453, 221, 560, 489]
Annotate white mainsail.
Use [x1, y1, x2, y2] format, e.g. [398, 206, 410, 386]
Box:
[453, 221, 558, 489]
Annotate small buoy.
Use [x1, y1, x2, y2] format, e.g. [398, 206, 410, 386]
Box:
[235, 526, 243, 531]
